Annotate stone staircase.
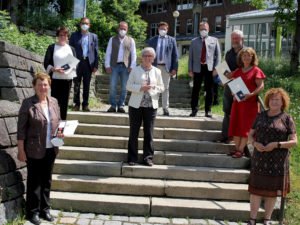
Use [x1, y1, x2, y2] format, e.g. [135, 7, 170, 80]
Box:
[95, 75, 191, 108]
[50, 112, 270, 221]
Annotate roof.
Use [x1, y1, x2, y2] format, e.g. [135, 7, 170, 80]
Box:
[227, 7, 277, 20]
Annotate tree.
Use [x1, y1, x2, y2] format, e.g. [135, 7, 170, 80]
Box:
[234, 0, 300, 74]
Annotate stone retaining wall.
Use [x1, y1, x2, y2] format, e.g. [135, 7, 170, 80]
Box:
[0, 41, 44, 224]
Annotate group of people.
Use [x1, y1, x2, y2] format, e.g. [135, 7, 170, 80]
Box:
[16, 17, 297, 225]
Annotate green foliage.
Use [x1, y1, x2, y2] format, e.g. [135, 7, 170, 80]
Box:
[177, 55, 189, 79]
[0, 11, 54, 56]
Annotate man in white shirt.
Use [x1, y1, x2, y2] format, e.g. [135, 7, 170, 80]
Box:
[105, 21, 137, 113]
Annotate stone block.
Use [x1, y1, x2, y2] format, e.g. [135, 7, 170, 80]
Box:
[0, 196, 24, 224]
[0, 68, 17, 87]
[27, 59, 44, 74]
[22, 88, 34, 99]
[1, 87, 24, 102]
[0, 101, 20, 117]
[0, 167, 26, 187]
[0, 52, 17, 68]
[9, 133, 17, 146]
[4, 117, 17, 134]
[15, 69, 33, 80]
[0, 41, 17, 54]
[0, 119, 10, 147]
[0, 181, 25, 202]
[18, 48, 32, 60]
[17, 56, 28, 71]
[3, 147, 26, 170]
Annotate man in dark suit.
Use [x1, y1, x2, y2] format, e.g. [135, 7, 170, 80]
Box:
[69, 17, 99, 112]
[188, 21, 221, 117]
[147, 21, 179, 116]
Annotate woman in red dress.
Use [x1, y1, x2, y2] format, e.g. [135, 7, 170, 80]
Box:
[228, 47, 266, 158]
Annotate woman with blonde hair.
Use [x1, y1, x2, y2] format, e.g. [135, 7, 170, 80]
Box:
[228, 47, 266, 158]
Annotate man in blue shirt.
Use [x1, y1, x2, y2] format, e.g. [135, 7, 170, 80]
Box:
[70, 17, 99, 112]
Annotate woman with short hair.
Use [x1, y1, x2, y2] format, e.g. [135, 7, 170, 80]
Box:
[44, 26, 77, 120]
[17, 72, 63, 225]
[247, 88, 297, 225]
[126, 47, 164, 166]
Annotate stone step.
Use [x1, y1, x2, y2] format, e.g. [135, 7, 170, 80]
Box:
[76, 123, 222, 141]
[51, 174, 249, 201]
[58, 147, 249, 169]
[97, 88, 192, 97]
[50, 191, 265, 220]
[63, 135, 234, 153]
[98, 94, 191, 103]
[67, 112, 223, 130]
[53, 159, 249, 183]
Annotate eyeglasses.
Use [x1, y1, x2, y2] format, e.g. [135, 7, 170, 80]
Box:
[142, 55, 153, 58]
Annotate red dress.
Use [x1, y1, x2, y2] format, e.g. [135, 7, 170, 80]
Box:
[228, 66, 266, 138]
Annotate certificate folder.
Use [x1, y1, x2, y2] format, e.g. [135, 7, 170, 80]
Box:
[227, 77, 250, 102]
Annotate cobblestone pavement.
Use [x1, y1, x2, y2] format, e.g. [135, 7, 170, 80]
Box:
[22, 210, 261, 225]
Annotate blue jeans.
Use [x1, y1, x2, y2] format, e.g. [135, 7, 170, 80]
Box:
[109, 64, 129, 108]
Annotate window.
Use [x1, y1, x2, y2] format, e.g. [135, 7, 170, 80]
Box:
[176, 20, 181, 36]
[176, 0, 193, 10]
[186, 19, 193, 35]
[150, 23, 159, 37]
[206, 0, 223, 7]
[147, 1, 167, 14]
[215, 16, 222, 32]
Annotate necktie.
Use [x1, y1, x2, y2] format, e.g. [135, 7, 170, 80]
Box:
[201, 39, 206, 64]
[159, 37, 164, 62]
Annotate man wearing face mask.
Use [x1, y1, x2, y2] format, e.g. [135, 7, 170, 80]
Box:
[69, 17, 99, 112]
[147, 21, 179, 116]
[220, 29, 245, 143]
[105, 21, 137, 113]
[188, 22, 221, 117]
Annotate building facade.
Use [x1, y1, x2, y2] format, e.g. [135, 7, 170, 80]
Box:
[139, 0, 255, 56]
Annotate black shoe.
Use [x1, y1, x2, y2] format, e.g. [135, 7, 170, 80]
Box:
[73, 105, 80, 111]
[40, 211, 54, 222]
[214, 137, 229, 143]
[82, 106, 90, 112]
[117, 107, 126, 113]
[27, 213, 41, 225]
[128, 162, 135, 166]
[205, 111, 212, 118]
[163, 109, 170, 116]
[144, 158, 154, 166]
[107, 106, 116, 112]
[189, 109, 198, 117]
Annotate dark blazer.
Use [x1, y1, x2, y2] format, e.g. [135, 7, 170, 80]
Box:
[44, 43, 76, 77]
[147, 35, 179, 73]
[17, 95, 61, 159]
[69, 31, 99, 69]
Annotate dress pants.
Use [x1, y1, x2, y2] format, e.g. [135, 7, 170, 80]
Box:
[157, 65, 170, 110]
[222, 85, 233, 139]
[191, 64, 213, 113]
[26, 148, 56, 217]
[128, 106, 157, 163]
[73, 58, 92, 107]
[51, 79, 72, 120]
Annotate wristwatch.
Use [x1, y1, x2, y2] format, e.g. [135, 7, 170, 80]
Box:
[277, 142, 281, 149]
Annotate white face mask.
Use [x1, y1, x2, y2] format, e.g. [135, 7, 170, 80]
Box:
[200, 30, 208, 38]
[159, 29, 167, 37]
[119, 29, 127, 37]
[81, 24, 89, 31]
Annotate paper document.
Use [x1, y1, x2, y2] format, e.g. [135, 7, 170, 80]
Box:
[215, 61, 232, 84]
[227, 77, 250, 102]
[57, 120, 79, 136]
[52, 54, 79, 79]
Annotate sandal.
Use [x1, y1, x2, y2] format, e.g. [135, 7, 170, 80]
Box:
[247, 218, 256, 225]
[227, 149, 237, 156]
[232, 151, 244, 158]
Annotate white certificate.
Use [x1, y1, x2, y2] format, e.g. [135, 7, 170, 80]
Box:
[227, 77, 250, 102]
[215, 61, 232, 85]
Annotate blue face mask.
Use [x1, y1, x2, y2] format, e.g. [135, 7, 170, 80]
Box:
[81, 24, 89, 31]
[200, 30, 208, 37]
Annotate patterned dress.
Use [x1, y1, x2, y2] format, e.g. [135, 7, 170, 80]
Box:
[248, 111, 296, 197]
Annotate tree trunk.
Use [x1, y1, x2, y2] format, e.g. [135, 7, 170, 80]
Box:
[290, 0, 300, 74]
